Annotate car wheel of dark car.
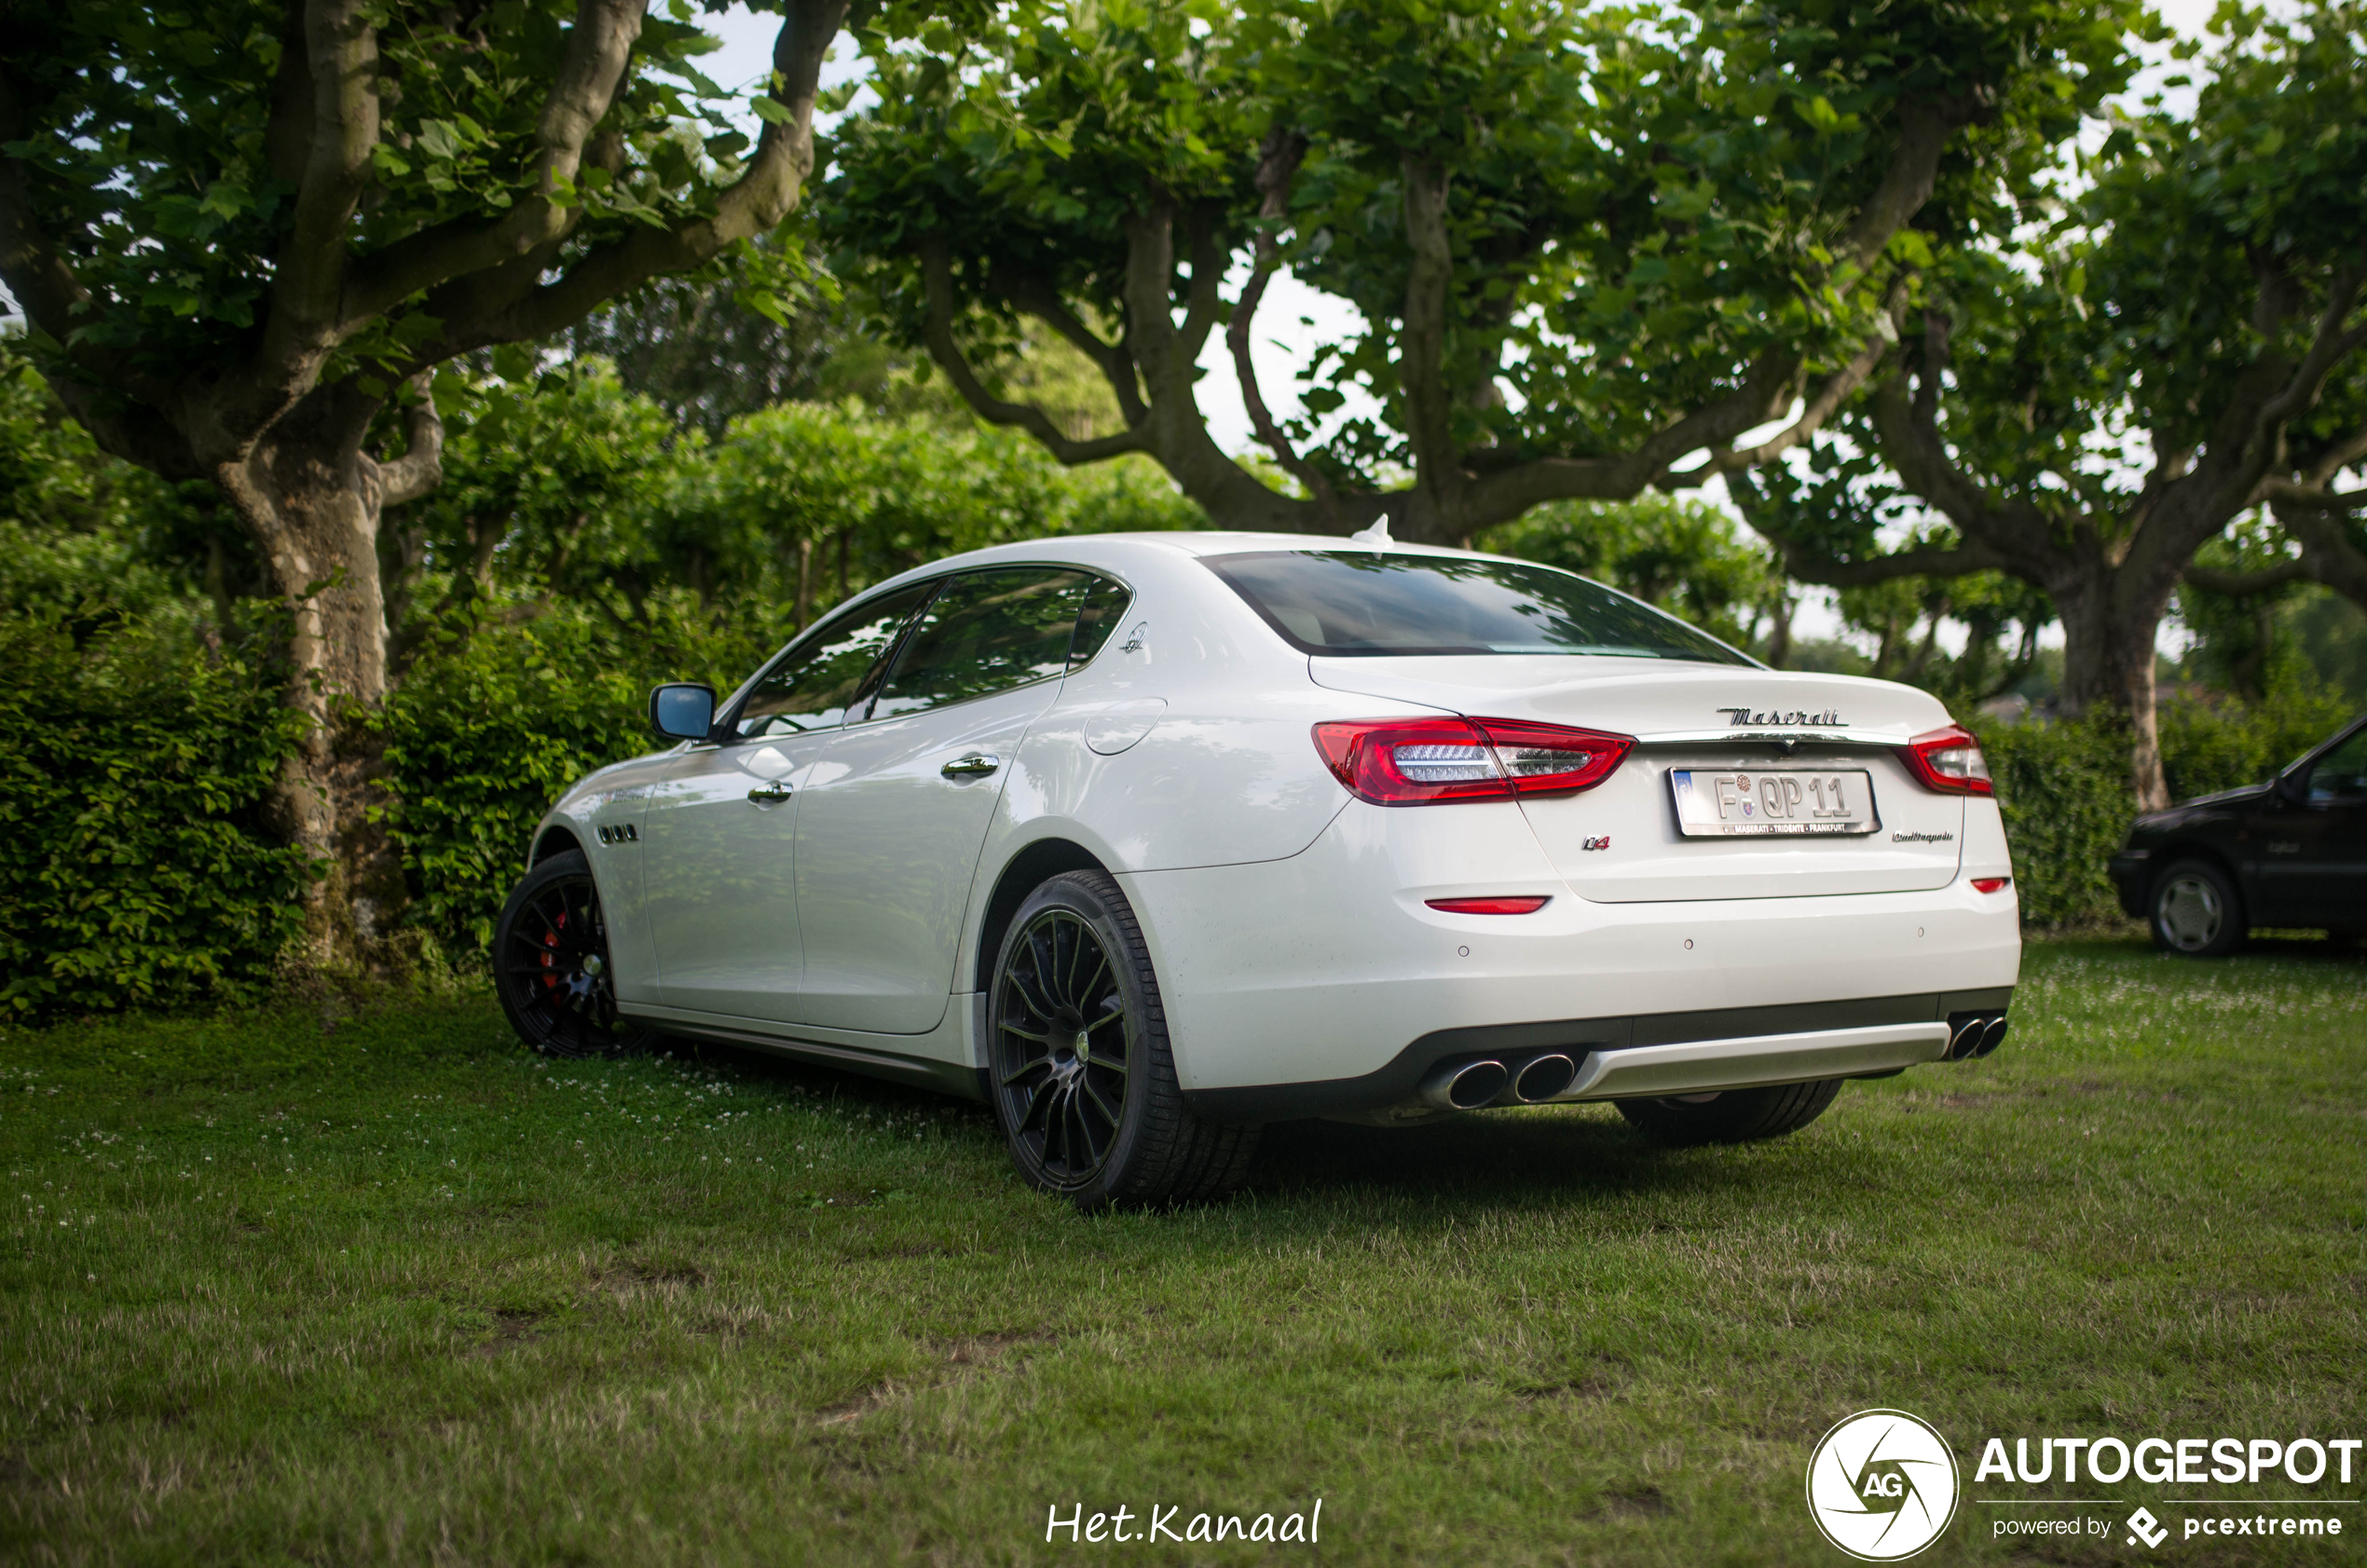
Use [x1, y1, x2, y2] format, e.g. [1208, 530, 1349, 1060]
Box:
[1615, 1079, 1844, 1146]
[988, 870, 1259, 1209]
[2150, 858, 2246, 958]
[494, 850, 655, 1057]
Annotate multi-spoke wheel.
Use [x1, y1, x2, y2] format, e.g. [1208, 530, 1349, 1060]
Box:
[2150, 857, 2245, 958]
[493, 850, 652, 1058]
[987, 870, 1258, 1209]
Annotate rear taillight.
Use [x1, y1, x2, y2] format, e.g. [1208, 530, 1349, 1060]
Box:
[1898, 724, 1993, 797]
[1313, 717, 1635, 806]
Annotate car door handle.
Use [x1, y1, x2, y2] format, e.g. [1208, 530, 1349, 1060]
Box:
[941, 753, 1001, 779]
[746, 782, 792, 804]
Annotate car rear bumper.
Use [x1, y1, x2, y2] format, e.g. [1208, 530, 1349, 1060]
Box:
[1178, 992, 2011, 1122]
[1121, 798, 2022, 1118]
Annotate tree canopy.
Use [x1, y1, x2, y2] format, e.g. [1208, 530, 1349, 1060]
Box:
[823, 0, 2142, 543]
[1743, 1, 2367, 804]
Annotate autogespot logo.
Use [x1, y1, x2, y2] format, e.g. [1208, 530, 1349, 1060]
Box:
[1807, 1410, 1962, 1561]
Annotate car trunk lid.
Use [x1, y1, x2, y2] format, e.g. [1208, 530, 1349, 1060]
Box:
[1308, 656, 1966, 901]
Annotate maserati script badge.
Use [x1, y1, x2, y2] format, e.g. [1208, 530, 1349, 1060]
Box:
[1719, 705, 1842, 728]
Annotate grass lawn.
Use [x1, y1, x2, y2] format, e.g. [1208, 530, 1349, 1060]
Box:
[3, 937, 2363, 1565]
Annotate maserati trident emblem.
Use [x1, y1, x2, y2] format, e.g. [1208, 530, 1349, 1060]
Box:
[1721, 705, 1842, 728]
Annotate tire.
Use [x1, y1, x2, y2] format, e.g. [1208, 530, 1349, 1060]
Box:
[1615, 1079, 1844, 1147]
[2149, 857, 2246, 958]
[492, 850, 654, 1058]
[986, 870, 1258, 1209]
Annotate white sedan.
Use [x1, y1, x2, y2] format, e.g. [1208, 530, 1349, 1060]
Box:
[496, 532, 2020, 1207]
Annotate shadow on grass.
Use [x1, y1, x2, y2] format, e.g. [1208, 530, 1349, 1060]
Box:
[671, 1028, 1775, 1217]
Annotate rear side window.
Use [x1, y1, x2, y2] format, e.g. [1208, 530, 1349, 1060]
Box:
[869, 567, 1100, 721]
[1203, 550, 1753, 665]
[2307, 729, 2367, 802]
[1069, 575, 1133, 668]
[733, 581, 937, 739]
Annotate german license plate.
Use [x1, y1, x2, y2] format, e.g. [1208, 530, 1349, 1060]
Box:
[1668, 769, 1878, 837]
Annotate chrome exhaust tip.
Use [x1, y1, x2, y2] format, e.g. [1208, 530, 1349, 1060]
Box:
[1512, 1053, 1577, 1103]
[1945, 1011, 2010, 1060]
[1419, 1058, 1510, 1111]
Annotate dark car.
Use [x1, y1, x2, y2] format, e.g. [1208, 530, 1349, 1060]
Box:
[2109, 713, 2367, 955]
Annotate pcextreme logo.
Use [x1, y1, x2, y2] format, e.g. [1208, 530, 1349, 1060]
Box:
[1806, 1410, 1962, 1561]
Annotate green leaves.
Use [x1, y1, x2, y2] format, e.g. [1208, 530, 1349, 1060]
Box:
[5, 0, 811, 379]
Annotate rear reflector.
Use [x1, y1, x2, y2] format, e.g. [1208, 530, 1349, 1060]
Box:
[1970, 877, 2011, 893]
[1898, 724, 1994, 796]
[1315, 717, 1635, 805]
[1425, 895, 1552, 915]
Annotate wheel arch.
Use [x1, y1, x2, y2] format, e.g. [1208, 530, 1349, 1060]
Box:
[971, 837, 1112, 994]
[2147, 840, 2244, 906]
[529, 823, 586, 866]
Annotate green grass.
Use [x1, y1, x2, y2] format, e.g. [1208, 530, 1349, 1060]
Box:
[3, 938, 2363, 1565]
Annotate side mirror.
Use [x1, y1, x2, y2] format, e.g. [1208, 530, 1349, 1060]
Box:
[2276, 769, 2310, 806]
[649, 682, 717, 743]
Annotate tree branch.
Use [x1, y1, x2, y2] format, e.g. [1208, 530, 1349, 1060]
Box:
[377, 380, 445, 508]
[1774, 534, 2019, 589]
[254, 0, 384, 378]
[1174, 206, 1229, 371]
[1664, 292, 1907, 484]
[413, 0, 848, 352]
[2278, 501, 2367, 610]
[343, 0, 645, 322]
[1833, 99, 1965, 280]
[1227, 130, 1334, 518]
[990, 263, 1147, 427]
[1398, 156, 1462, 515]
[1458, 345, 1800, 525]
[2303, 419, 2367, 489]
[2182, 559, 2310, 597]
[914, 236, 1149, 464]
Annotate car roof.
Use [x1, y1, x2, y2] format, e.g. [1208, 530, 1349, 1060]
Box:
[870, 530, 1501, 586]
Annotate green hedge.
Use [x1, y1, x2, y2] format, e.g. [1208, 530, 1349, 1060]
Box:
[0, 613, 314, 1018]
[375, 603, 796, 958]
[1973, 694, 2355, 928]
[4, 603, 2354, 1019]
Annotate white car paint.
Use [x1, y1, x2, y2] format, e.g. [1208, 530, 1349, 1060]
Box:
[531, 531, 2021, 1115]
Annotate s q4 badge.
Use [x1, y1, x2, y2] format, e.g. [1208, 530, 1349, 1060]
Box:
[1806, 1409, 1960, 1561]
[1582, 836, 1611, 852]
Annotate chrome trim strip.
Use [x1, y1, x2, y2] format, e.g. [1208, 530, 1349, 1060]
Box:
[1631, 729, 1909, 749]
[1551, 1021, 1951, 1101]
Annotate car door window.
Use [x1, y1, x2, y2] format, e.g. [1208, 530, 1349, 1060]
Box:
[732, 582, 939, 741]
[1069, 575, 1133, 669]
[2305, 731, 2367, 802]
[866, 568, 1099, 722]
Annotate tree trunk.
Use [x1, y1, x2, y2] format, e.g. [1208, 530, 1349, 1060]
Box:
[213, 387, 422, 970]
[2051, 568, 2174, 812]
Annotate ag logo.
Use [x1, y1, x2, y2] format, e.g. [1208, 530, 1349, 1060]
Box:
[1805, 1409, 1960, 1561]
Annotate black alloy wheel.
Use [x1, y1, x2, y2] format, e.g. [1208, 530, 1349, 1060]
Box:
[987, 870, 1258, 1209]
[994, 905, 1131, 1185]
[493, 850, 651, 1058]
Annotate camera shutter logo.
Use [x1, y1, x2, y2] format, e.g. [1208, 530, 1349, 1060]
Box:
[1805, 1409, 1960, 1561]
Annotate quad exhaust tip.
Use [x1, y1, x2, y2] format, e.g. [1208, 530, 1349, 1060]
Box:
[1418, 1053, 1580, 1111]
[1420, 1058, 1510, 1111]
[1946, 1012, 2010, 1060]
[1513, 1053, 1577, 1103]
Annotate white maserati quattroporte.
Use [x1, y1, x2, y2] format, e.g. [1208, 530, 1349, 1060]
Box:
[495, 533, 2019, 1207]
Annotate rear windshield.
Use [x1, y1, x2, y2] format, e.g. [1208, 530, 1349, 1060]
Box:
[1203, 550, 1755, 664]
